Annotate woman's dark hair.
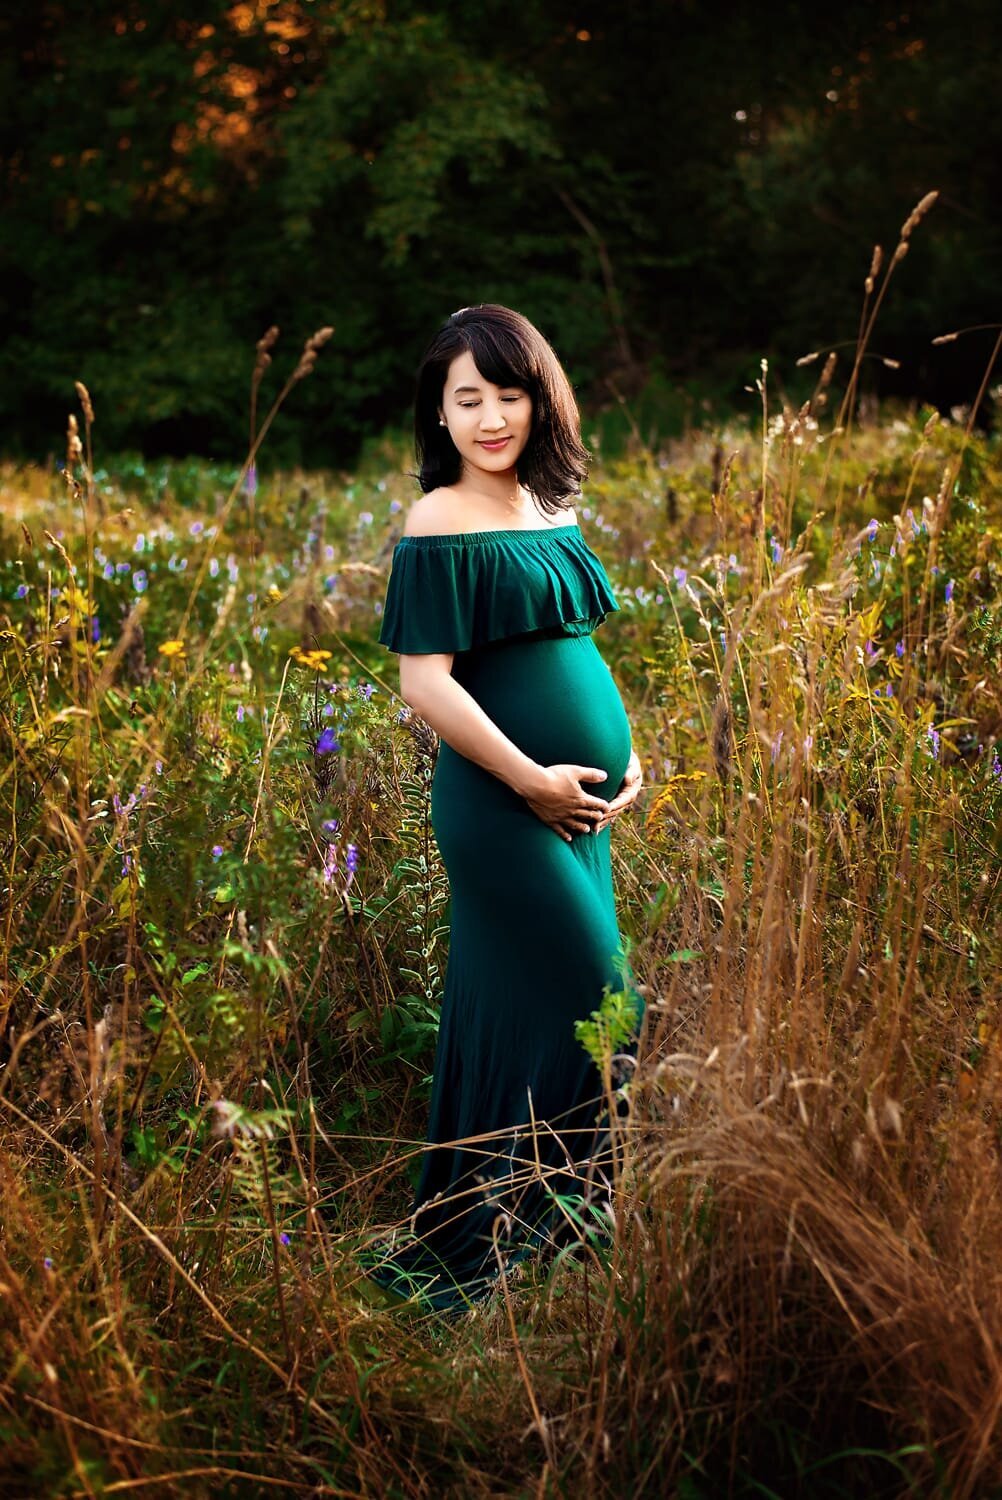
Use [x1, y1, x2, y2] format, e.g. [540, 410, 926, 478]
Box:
[412, 304, 591, 515]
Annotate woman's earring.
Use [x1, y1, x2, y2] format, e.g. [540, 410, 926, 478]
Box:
[438, 418, 446, 427]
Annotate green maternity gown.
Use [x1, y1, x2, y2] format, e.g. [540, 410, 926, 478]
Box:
[364, 520, 645, 1316]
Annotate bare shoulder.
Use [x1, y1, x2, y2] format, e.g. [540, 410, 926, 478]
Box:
[402, 488, 464, 538]
[556, 503, 579, 527]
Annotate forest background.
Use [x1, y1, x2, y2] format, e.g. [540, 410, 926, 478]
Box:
[2, 0, 1000, 467]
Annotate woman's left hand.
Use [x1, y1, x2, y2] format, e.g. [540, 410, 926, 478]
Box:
[593, 749, 643, 834]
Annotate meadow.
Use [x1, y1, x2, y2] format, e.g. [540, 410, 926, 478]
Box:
[1, 320, 1001, 1497]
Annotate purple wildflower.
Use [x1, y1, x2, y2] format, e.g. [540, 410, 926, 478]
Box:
[673, 566, 687, 588]
[927, 725, 941, 759]
[211, 845, 223, 860]
[322, 818, 339, 836]
[316, 728, 339, 756]
[945, 579, 954, 603]
[896, 640, 905, 658]
[770, 536, 783, 565]
[771, 729, 784, 763]
[236, 704, 245, 722]
[867, 518, 878, 542]
[91, 614, 101, 643]
[43, 1256, 54, 1271]
[279, 1231, 291, 1246]
[244, 463, 257, 498]
[358, 682, 374, 701]
[15, 582, 28, 599]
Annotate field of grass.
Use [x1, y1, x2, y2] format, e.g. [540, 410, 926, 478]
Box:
[1, 340, 1001, 1498]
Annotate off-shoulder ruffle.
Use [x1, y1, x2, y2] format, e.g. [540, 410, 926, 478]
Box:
[377, 526, 620, 655]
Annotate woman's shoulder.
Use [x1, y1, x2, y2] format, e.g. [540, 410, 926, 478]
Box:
[402, 488, 465, 538]
[402, 487, 579, 538]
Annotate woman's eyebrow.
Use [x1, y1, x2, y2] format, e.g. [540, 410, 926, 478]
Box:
[452, 385, 482, 394]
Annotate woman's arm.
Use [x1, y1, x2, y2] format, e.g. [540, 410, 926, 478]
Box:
[400, 655, 545, 799]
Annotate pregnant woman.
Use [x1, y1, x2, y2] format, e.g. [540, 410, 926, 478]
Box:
[364, 304, 645, 1317]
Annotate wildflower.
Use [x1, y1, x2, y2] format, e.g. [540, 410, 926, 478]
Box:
[945, 579, 954, 602]
[895, 640, 905, 658]
[803, 735, 813, 754]
[43, 1256, 54, 1271]
[15, 582, 28, 599]
[771, 729, 784, 763]
[358, 682, 374, 700]
[279, 1231, 291, 1246]
[236, 704, 245, 722]
[322, 818, 339, 836]
[864, 639, 879, 666]
[190, 521, 204, 537]
[991, 751, 1001, 780]
[90, 614, 101, 643]
[358, 511, 374, 525]
[867, 518, 878, 542]
[322, 844, 338, 884]
[886, 683, 894, 697]
[316, 728, 339, 755]
[389, 498, 402, 514]
[345, 843, 359, 887]
[927, 725, 941, 759]
[209, 557, 220, 578]
[134, 534, 145, 553]
[133, 570, 147, 593]
[673, 566, 687, 588]
[158, 639, 186, 659]
[245, 463, 258, 498]
[770, 536, 783, 565]
[116, 561, 131, 575]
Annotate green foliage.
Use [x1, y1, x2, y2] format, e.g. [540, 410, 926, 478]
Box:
[2, 2, 1001, 461]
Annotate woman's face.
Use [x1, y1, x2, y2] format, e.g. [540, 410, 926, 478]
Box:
[438, 348, 533, 477]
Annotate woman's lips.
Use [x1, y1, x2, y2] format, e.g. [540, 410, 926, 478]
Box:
[477, 437, 511, 450]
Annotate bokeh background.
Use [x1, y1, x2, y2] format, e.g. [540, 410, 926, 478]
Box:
[2, 0, 1000, 465]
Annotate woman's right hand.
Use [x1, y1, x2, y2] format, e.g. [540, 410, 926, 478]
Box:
[522, 764, 611, 843]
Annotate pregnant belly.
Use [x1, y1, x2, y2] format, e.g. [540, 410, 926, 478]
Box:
[453, 632, 632, 801]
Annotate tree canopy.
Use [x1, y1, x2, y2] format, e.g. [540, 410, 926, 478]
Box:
[1, 0, 998, 464]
